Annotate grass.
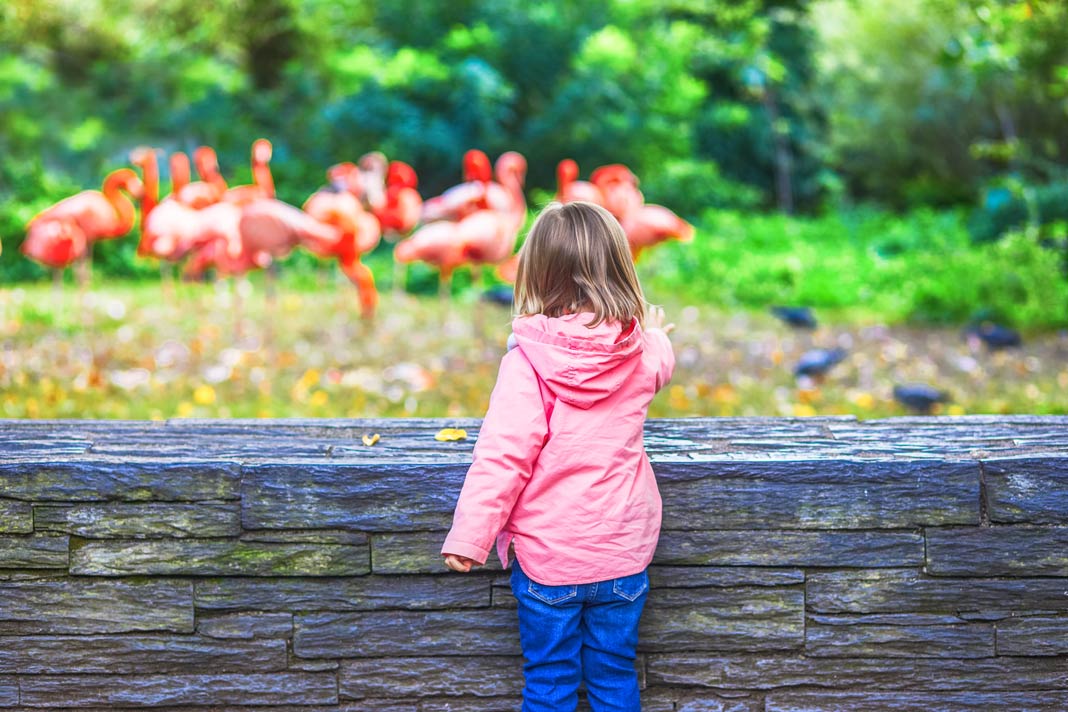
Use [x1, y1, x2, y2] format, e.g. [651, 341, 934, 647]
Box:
[0, 273, 1065, 420]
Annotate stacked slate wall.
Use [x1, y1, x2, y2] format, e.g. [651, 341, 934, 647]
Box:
[0, 416, 1066, 711]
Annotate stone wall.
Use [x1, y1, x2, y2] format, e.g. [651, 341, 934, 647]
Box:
[1, 415, 1067, 711]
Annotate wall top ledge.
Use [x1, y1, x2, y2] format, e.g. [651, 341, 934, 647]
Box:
[1, 416, 1065, 465]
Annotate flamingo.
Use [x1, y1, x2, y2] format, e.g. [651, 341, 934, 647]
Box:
[223, 138, 276, 206]
[356, 151, 388, 214]
[374, 160, 423, 294]
[303, 182, 382, 319]
[22, 168, 143, 270]
[394, 220, 469, 301]
[175, 146, 227, 208]
[590, 163, 693, 260]
[420, 149, 513, 223]
[458, 151, 527, 274]
[590, 164, 644, 222]
[130, 147, 180, 297]
[555, 159, 605, 206]
[22, 167, 142, 318]
[619, 203, 695, 260]
[131, 149, 208, 263]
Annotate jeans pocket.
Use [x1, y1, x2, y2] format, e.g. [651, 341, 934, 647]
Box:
[527, 580, 579, 606]
[611, 570, 649, 602]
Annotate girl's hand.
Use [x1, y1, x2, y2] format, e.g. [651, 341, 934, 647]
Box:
[444, 553, 479, 573]
[646, 305, 675, 335]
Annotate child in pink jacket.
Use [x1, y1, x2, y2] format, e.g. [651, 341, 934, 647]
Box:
[442, 200, 676, 711]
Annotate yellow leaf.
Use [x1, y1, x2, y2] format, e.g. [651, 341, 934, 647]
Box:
[362, 433, 381, 446]
[193, 385, 216, 405]
[434, 428, 468, 442]
[310, 390, 329, 407]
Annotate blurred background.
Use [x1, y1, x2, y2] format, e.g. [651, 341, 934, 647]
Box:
[1, 0, 1066, 420]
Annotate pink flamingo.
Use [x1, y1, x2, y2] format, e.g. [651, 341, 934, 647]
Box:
[590, 164, 644, 222]
[555, 159, 605, 206]
[458, 151, 527, 274]
[175, 146, 227, 208]
[22, 168, 143, 270]
[590, 164, 693, 260]
[374, 160, 423, 294]
[303, 183, 382, 319]
[420, 149, 513, 223]
[394, 220, 469, 301]
[619, 204, 695, 261]
[223, 138, 276, 206]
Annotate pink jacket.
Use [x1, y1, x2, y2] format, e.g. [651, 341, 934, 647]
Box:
[441, 311, 676, 585]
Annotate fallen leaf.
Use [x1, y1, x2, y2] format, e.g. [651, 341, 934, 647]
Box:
[434, 428, 467, 442]
[362, 433, 381, 446]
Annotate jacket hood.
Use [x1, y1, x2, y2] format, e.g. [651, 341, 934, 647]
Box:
[510, 312, 644, 409]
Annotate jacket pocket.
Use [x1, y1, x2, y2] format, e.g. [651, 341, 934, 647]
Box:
[527, 580, 579, 605]
[611, 570, 649, 602]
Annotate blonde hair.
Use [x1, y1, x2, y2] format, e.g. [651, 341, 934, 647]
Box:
[514, 201, 646, 329]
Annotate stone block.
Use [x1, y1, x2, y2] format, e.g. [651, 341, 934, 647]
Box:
[17, 672, 338, 706]
[764, 691, 1068, 711]
[650, 566, 805, 588]
[655, 530, 922, 567]
[195, 612, 293, 639]
[996, 615, 1068, 655]
[806, 569, 1068, 614]
[646, 653, 1068, 690]
[70, 538, 369, 576]
[339, 656, 524, 699]
[241, 463, 466, 531]
[33, 502, 240, 538]
[0, 635, 286, 673]
[0, 534, 67, 568]
[0, 500, 32, 533]
[655, 459, 978, 529]
[640, 587, 803, 652]
[0, 460, 240, 501]
[195, 575, 490, 611]
[805, 614, 994, 657]
[371, 531, 506, 574]
[294, 609, 520, 658]
[0, 678, 14, 706]
[984, 458, 1068, 523]
[926, 526, 1068, 576]
[0, 578, 193, 634]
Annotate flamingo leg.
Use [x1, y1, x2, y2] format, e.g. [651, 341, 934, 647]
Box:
[265, 262, 279, 315]
[392, 253, 407, 296]
[340, 257, 378, 321]
[438, 268, 453, 303]
[231, 276, 244, 343]
[160, 260, 175, 310]
[52, 268, 63, 314]
[76, 252, 91, 331]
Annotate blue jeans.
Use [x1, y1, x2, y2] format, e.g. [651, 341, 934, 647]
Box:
[510, 559, 648, 711]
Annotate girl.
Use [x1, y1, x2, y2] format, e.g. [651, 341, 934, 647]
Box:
[441, 200, 676, 711]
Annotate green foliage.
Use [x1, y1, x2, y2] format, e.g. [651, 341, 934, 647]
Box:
[645, 207, 1068, 329]
[1, 0, 1066, 326]
[968, 181, 1068, 243]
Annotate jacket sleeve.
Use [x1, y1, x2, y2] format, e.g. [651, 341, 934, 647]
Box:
[646, 327, 676, 393]
[441, 349, 548, 564]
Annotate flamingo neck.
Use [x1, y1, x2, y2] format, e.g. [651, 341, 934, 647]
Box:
[499, 162, 526, 214]
[195, 149, 227, 195]
[171, 153, 191, 194]
[138, 155, 159, 219]
[103, 172, 139, 235]
[253, 160, 275, 199]
[557, 161, 576, 196]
